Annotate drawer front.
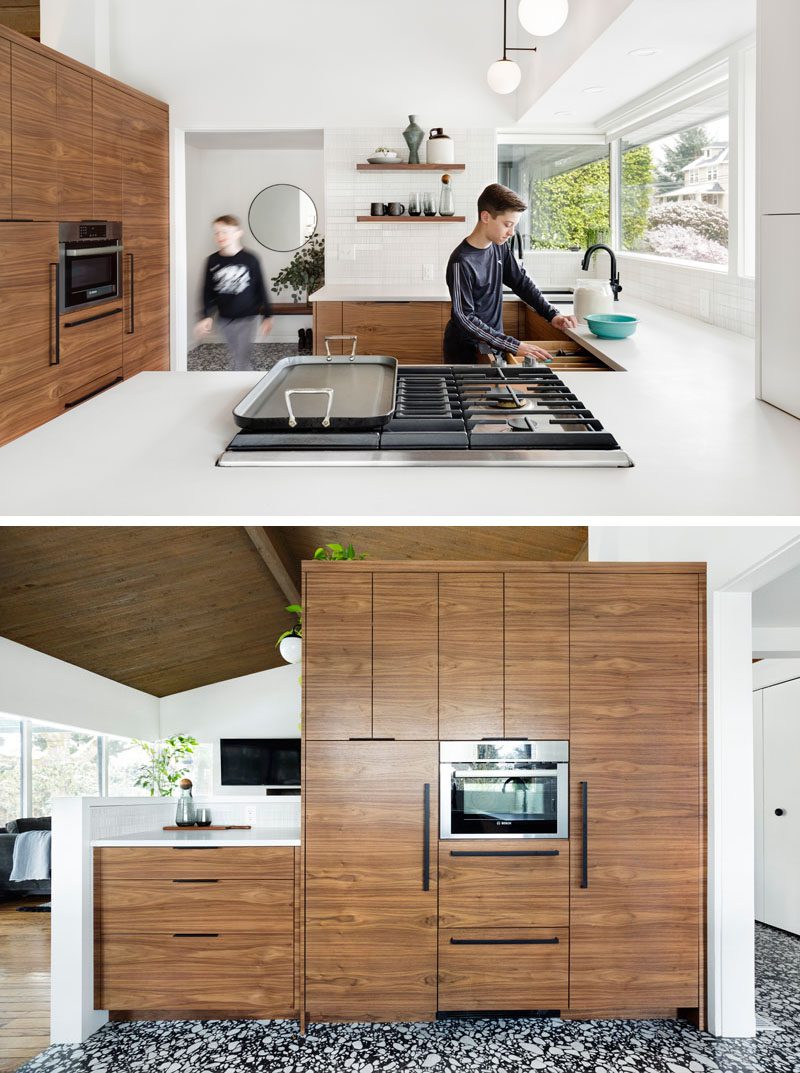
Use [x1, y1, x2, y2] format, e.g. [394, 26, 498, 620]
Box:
[95, 932, 293, 1013]
[438, 840, 569, 928]
[94, 845, 294, 881]
[438, 928, 569, 1011]
[58, 301, 123, 402]
[341, 301, 444, 363]
[95, 879, 293, 934]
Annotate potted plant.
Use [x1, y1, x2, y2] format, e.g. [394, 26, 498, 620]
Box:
[132, 735, 199, 796]
[271, 234, 325, 304]
[313, 543, 367, 561]
[276, 604, 303, 664]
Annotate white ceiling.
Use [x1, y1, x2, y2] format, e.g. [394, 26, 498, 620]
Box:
[753, 566, 800, 628]
[185, 131, 323, 151]
[518, 0, 755, 128]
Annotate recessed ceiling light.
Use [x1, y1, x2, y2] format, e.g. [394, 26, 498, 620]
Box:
[628, 47, 661, 57]
[582, 86, 606, 94]
[554, 110, 574, 117]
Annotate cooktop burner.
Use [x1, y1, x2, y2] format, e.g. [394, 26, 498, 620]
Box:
[217, 365, 633, 467]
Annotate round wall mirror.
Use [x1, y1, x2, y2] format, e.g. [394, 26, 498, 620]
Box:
[248, 184, 318, 252]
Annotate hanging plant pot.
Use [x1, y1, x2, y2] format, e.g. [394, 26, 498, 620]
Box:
[279, 634, 302, 664]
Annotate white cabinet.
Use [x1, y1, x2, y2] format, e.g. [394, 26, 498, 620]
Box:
[759, 213, 800, 419]
[755, 677, 800, 935]
[758, 0, 800, 216]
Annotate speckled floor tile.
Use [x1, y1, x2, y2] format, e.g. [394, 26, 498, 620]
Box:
[188, 341, 309, 371]
[16, 924, 799, 1073]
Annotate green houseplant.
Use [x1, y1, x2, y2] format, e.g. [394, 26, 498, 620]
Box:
[313, 543, 367, 561]
[271, 234, 325, 303]
[132, 735, 198, 796]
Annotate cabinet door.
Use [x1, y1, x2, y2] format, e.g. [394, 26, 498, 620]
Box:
[122, 98, 169, 223]
[373, 572, 438, 739]
[762, 677, 800, 934]
[56, 65, 93, 220]
[504, 572, 569, 738]
[759, 0, 800, 215]
[304, 740, 438, 1021]
[11, 45, 58, 219]
[122, 227, 170, 377]
[313, 301, 343, 354]
[0, 41, 10, 218]
[341, 301, 444, 363]
[569, 573, 703, 1013]
[92, 80, 125, 219]
[759, 214, 800, 419]
[439, 573, 503, 739]
[58, 302, 124, 405]
[304, 571, 372, 739]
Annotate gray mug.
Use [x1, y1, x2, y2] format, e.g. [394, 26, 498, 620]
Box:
[387, 202, 406, 216]
[371, 202, 388, 216]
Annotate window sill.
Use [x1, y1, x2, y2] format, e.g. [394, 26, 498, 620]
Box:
[618, 250, 730, 273]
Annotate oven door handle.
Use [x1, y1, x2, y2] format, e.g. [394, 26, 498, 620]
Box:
[580, 780, 589, 888]
[64, 244, 124, 257]
[422, 782, 431, 891]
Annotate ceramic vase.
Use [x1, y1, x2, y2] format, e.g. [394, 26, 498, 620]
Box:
[402, 115, 424, 165]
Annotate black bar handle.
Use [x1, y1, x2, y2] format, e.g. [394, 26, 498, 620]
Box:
[172, 933, 219, 938]
[480, 737, 529, 741]
[348, 737, 395, 741]
[422, 782, 431, 891]
[449, 937, 560, 946]
[63, 376, 123, 409]
[450, 850, 559, 858]
[171, 878, 219, 883]
[580, 780, 588, 889]
[63, 306, 123, 329]
[172, 846, 220, 850]
[127, 252, 135, 334]
[49, 262, 60, 366]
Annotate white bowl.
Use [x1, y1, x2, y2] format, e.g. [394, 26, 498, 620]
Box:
[367, 152, 399, 163]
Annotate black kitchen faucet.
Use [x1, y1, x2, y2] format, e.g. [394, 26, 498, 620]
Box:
[581, 243, 622, 301]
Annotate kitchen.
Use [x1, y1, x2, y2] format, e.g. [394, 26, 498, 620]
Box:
[0, 0, 798, 516]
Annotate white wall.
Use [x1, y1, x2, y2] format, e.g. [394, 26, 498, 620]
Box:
[0, 636, 159, 740]
[187, 146, 323, 344]
[753, 659, 800, 691]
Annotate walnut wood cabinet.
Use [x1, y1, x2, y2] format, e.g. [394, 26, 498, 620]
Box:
[10, 44, 58, 219]
[304, 740, 438, 1021]
[58, 302, 124, 406]
[0, 41, 11, 218]
[94, 845, 296, 1017]
[313, 301, 449, 362]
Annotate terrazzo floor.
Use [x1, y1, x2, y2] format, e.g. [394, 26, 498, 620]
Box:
[17, 924, 799, 1073]
[187, 341, 308, 371]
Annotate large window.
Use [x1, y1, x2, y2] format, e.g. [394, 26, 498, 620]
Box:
[30, 725, 101, 815]
[0, 718, 22, 827]
[498, 141, 610, 250]
[621, 112, 730, 266]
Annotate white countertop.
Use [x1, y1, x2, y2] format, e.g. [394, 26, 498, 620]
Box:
[1, 296, 798, 517]
[92, 826, 300, 847]
[309, 284, 554, 302]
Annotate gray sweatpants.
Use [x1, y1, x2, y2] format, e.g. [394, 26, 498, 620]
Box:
[218, 316, 258, 371]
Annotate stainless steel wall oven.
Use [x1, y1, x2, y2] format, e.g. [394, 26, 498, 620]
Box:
[440, 739, 568, 839]
[58, 222, 122, 313]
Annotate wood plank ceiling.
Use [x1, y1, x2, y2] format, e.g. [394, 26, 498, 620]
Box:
[0, 526, 587, 697]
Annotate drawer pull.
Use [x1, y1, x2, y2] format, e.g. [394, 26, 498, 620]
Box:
[172, 933, 220, 938]
[171, 878, 219, 883]
[449, 937, 560, 946]
[171, 846, 220, 850]
[449, 850, 559, 857]
[63, 306, 123, 329]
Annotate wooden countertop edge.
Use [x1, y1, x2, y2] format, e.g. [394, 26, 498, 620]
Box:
[301, 561, 708, 574]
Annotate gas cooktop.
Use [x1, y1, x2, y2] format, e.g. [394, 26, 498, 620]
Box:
[217, 364, 633, 467]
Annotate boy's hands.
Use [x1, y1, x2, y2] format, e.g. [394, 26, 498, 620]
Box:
[515, 341, 555, 362]
[551, 313, 578, 331]
[195, 317, 213, 339]
[260, 317, 274, 337]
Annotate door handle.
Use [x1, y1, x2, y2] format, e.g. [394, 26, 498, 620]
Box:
[49, 262, 60, 366]
[580, 781, 588, 889]
[127, 252, 135, 335]
[63, 307, 123, 329]
[171, 878, 219, 883]
[450, 850, 560, 858]
[449, 937, 560, 946]
[172, 933, 219, 938]
[775, 808, 786, 816]
[422, 782, 431, 891]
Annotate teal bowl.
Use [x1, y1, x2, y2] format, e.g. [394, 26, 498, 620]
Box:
[585, 313, 638, 339]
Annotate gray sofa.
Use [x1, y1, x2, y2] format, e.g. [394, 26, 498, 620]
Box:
[0, 817, 52, 897]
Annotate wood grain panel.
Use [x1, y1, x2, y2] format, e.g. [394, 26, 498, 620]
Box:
[341, 301, 444, 363]
[504, 572, 569, 738]
[0, 897, 50, 1073]
[0, 41, 10, 218]
[95, 845, 294, 881]
[58, 301, 123, 404]
[569, 573, 703, 1012]
[524, 306, 571, 341]
[304, 570, 372, 740]
[0, 527, 292, 696]
[92, 79, 124, 219]
[95, 880, 292, 933]
[10, 43, 57, 218]
[373, 572, 437, 739]
[56, 64, 93, 219]
[439, 573, 504, 739]
[438, 840, 569, 928]
[304, 741, 438, 1021]
[312, 301, 343, 354]
[123, 97, 168, 222]
[438, 928, 569, 1011]
[95, 933, 293, 1013]
[502, 301, 521, 339]
[123, 226, 170, 377]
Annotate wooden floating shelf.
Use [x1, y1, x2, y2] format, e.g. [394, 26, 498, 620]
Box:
[271, 302, 312, 316]
[356, 215, 466, 223]
[356, 163, 466, 171]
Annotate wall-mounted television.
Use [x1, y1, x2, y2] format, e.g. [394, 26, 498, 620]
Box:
[219, 738, 301, 789]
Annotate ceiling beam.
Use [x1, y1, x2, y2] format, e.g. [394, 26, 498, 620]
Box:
[244, 526, 301, 606]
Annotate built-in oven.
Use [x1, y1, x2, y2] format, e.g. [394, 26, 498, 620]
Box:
[440, 739, 568, 839]
[58, 222, 122, 313]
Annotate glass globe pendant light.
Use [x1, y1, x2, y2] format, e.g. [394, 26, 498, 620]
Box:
[518, 0, 569, 36]
[487, 0, 537, 95]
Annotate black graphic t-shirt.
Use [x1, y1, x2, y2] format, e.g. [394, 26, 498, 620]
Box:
[202, 249, 272, 320]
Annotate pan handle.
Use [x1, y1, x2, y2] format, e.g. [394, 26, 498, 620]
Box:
[285, 387, 334, 428]
[324, 334, 358, 360]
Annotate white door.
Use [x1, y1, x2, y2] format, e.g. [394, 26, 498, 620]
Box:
[760, 214, 800, 420]
[753, 689, 765, 922]
[763, 677, 800, 934]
